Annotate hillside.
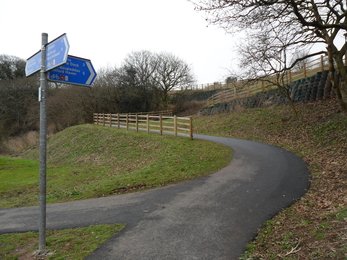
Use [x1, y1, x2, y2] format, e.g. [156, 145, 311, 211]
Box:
[1, 125, 232, 208]
[1, 95, 346, 258]
[193, 98, 347, 259]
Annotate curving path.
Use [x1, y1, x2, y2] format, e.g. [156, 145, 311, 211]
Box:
[0, 135, 311, 260]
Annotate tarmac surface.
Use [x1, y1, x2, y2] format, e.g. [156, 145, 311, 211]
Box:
[0, 134, 311, 259]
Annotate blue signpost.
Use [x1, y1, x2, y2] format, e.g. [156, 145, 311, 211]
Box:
[25, 32, 96, 254]
[25, 34, 70, 76]
[48, 56, 97, 86]
[25, 51, 41, 76]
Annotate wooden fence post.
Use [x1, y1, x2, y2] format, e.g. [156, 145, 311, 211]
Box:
[126, 114, 129, 130]
[136, 114, 139, 132]
[102, 113, 105, 126]
[147, 114, 150, 133]
[321, 55, 324, 71]
[174, 115, 177, 137]
[160, 115, 163, 135]
[109, 114, 112, 127]
[304, 62, 307, 78]
[117, 113, 120, 129]
[189, 117, 193, 140]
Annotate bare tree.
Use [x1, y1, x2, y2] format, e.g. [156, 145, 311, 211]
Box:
[290, 49, 312, 72]
[236, 25, 316, 115]
[0, 55, 38, 140]
[124, 50, 158, 89]
[189, 0, 347, 112]
[153, 52, 195, 109]
[123, 50, 195, 110]
[0, 54, 26, 81]
[123, 50, 159, 111]
[0, 77, 39, 139]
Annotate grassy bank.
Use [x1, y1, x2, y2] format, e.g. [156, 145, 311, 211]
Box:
[1, 124, 232, 208]
[1, 124, 232, 259]
[1, 224, 125, 260]
[194, 98, 347, 259]
[2, 98, 346, 259]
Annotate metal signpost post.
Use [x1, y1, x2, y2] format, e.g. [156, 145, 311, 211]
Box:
[26, 33, 96, 254]
[39, 33, 48, 253]
[26, 33, 70, 254]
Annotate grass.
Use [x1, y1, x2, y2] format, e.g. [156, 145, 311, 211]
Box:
[1, 124, 232, 208]
[193, 98, 347, 259]
[0, 224, 125, 260]
[0, 124, 232, 259]
[2, 98, 346, 259]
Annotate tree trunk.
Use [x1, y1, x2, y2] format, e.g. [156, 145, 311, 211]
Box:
[328, 46, 347, 113]
[279, 87, 298, 117]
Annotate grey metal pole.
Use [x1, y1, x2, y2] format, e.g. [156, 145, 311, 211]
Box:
[39, 32, 48, 253]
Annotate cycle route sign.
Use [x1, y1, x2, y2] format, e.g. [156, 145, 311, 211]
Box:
[25, 34, 70, 76]
[47, 55, 97, 87]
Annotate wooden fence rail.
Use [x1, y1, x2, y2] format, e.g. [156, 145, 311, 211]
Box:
[190, 54, 334, 91]
[204, 55, 332, 107]
[134, 110, 173, 116]
[93, 113, 193, 140]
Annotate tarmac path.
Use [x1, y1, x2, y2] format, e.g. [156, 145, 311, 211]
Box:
[0, 134, 311, 259]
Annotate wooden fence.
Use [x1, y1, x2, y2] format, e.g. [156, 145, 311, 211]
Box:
[93, 113, 193, 140]
[204, 55, 332, 107]
[134, 110, 173, 116]
[190, 55, 332, 92]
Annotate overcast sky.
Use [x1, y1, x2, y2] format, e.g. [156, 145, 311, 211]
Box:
[0, 0, 239, 84]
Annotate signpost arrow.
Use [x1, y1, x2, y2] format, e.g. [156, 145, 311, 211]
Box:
[25, 51, 41, 77]
[25, 34, 70, 76]
[47, 55, 97, 86]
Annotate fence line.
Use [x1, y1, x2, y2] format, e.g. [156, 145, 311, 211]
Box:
[93, 113, 193, 140]
[202, 55, 333, 107]
[134, 110, 173, 116]
[189, 55, 330, 92]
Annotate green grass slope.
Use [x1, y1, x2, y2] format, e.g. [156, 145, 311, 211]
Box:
[0, 124, 232, 208]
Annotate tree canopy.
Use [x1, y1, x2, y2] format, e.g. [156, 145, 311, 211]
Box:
[189, 0, 347, 112]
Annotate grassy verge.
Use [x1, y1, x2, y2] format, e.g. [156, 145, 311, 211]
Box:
[0, 124, 232, 208]
[193, 98, 347, 259]
[1, 124, 232, 259]
[0, 224, 125, 260]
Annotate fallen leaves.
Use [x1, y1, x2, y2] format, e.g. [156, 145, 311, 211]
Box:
[195, 98, 347, 259]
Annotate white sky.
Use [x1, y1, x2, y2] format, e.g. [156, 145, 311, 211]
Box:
[0, 0, 239, 84]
